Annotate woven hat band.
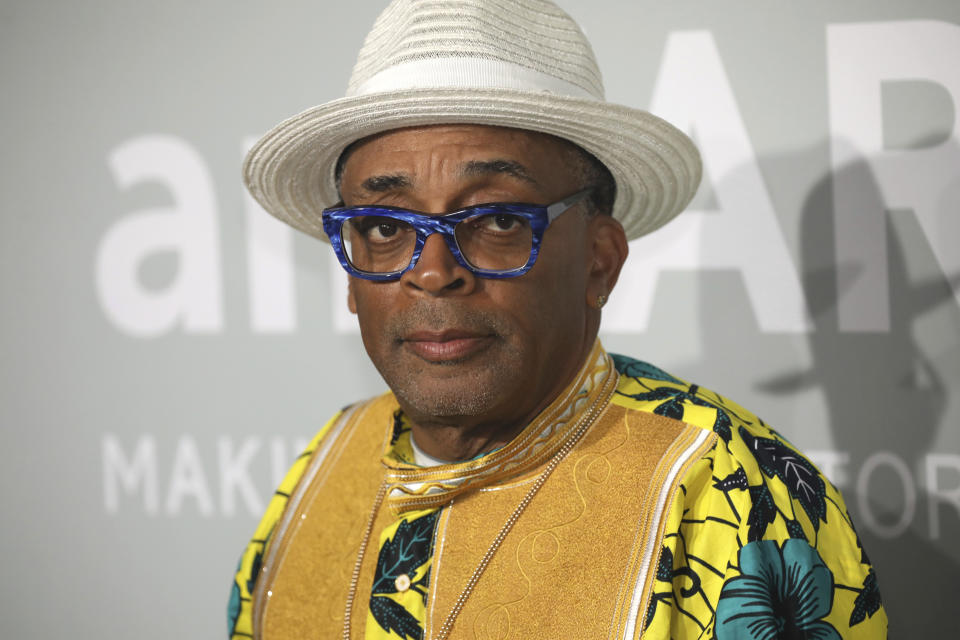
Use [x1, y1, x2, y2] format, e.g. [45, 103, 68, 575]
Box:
[349, 57, 600, 100]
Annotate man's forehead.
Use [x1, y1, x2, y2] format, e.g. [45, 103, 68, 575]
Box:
[336, 124, 581, 193]
[356, 159, 538, 194]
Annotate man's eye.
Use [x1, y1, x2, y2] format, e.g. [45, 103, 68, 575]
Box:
[475, 214, 526, 233]
[350, 217, 403, 241]
[373, 222, 398, 238]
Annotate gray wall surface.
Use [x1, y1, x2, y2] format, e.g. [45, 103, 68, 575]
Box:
[1, 0, 957, 637]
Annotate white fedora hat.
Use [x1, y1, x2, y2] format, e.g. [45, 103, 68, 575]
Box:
[243, 0, 701, 242]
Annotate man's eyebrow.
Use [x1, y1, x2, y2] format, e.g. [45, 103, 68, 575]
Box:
[460, 159, 538, 185]
[359, 173, 412, 193]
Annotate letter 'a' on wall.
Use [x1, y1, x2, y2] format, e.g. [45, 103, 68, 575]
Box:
[95, 135, 223, 336]
[604, 30, 812, 335]
[828, 20, 960, 332]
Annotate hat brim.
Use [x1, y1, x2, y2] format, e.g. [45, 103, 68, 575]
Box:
[243, 88, 701, 242]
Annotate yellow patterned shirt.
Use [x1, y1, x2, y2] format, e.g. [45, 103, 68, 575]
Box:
[228, 352, 887, 639]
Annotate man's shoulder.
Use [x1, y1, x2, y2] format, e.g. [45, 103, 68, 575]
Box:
[611, 352, 767, 439]
[608, 352, 820, 481]
[609, 351, 858, 566]
[610, 353, 887, 638]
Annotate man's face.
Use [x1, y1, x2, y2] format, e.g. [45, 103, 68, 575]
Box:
[339, 124, 626, 436]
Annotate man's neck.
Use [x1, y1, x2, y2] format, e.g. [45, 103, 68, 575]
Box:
[407, 417, 525, 462]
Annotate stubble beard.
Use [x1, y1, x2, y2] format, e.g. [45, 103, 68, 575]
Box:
[366, 302, 525, 420]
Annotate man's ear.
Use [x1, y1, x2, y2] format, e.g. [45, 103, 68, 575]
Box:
[585, 215, 629, 306]
[347, 277, 358, 314]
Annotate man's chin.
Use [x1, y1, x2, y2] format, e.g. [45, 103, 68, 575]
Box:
[391, 374, 501, 420]
[369, 332, 528, 422]
[384, 353, 522, 421]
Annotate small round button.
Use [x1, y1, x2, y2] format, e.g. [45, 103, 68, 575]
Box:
[394, 574, 411, 592]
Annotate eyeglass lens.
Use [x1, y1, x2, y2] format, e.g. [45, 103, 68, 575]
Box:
[341, 212, 534, 274]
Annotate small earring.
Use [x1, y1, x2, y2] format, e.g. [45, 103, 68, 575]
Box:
[596, 294, 607, 309]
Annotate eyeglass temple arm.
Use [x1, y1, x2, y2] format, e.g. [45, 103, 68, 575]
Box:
[545, 188, 593, 223]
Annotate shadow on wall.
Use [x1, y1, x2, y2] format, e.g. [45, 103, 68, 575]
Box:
[760, 137, 960, 635]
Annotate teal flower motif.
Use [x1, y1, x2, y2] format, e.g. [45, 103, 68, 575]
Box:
[227, 580, 241, 635]
[716, 539, 839, 640]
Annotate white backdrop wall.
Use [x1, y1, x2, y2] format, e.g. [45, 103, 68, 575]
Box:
[1, 0, 958, 637]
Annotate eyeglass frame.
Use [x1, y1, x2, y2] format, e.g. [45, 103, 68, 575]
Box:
[321, 188, 592, 281]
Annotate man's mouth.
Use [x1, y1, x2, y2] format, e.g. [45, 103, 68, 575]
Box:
[401, 330, 495, 363]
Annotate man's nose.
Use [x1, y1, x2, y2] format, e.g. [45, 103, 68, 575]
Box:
[401, 233, 477, 296]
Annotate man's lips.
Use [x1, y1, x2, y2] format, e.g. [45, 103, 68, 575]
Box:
[401, 330, 494, 362]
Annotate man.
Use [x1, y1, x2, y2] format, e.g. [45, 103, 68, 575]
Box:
[229, 1, 887, 638]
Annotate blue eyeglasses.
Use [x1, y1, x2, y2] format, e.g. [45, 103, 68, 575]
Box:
[321, 189, 591, 281]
